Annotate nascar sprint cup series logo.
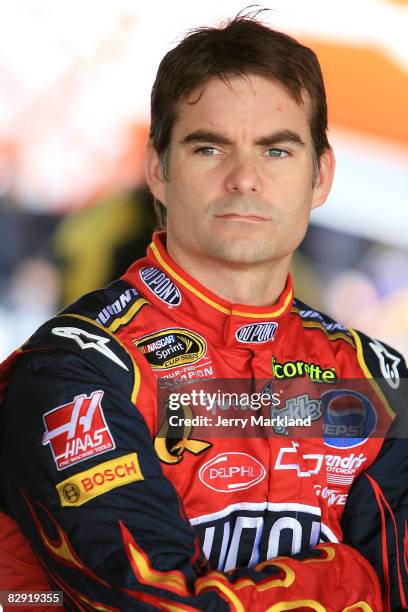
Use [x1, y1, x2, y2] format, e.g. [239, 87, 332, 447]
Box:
[135, 328, 206, 370]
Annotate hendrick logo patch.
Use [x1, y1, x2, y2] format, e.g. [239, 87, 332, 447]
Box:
[140, 267, 181, 306]
[135, 328, 206, 370]
[42, 390, 115, 470]
[236, 322, 278, 344]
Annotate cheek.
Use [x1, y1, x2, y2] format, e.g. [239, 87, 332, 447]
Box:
[164, 174, 196, 223]
[280, 168, 314, 203]
[169, 165, 212, 207]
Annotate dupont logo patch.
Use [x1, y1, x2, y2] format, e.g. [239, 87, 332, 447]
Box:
[140, 267, 181, 306]
[135, 328, 206, 370]
[42, 390, 115, 470]
[95, 287, 144, 327]
[56, 453, 143, 506]
[199, 452, 266, 492]
[235, 322, 278, 344]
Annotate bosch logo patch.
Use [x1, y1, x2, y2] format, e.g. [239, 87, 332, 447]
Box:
[235, 322, 278, 344]
[199, 452, 266, 492]
[140, 267, 181, 306]
[56, 453, 143, 507]
[42, 390, 115, 470]
[62, 483, 80, 504]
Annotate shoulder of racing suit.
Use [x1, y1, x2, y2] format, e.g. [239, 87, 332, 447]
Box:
[18, 277, 153, 380]
[0, 279, 153, 517]
[292, 297, 406, 416]
[292, 297, 354, 344]
[12, 279, 152, 398]
[62, 278, 150, 332]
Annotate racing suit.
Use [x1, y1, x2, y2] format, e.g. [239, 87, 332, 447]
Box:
[0, 231, 407, 611]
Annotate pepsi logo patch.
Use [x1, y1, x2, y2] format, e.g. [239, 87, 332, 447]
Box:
[42, 390, 115, 470]
[322, 389, 377, 449]
[199, 452, 266, 492]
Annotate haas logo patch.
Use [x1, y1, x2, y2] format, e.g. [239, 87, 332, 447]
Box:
[43, 390, 115, 470]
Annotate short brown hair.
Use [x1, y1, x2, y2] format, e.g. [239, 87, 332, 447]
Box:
[150, 11, 330, 227]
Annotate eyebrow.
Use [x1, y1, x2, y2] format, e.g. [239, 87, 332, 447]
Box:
[180, 128, 306, 147]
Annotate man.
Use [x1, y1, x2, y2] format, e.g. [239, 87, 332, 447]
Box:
[1, 14, 407, 611]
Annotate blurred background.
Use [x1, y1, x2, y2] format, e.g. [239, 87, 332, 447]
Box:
[0, 0, 407, 360]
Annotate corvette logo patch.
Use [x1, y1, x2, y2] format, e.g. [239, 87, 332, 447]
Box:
[42, 390, 115, 470]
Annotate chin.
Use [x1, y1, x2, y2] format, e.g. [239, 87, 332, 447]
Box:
[210, 244, 275, 266]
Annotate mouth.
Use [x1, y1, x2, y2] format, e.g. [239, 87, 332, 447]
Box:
[215, 213, 269, 223]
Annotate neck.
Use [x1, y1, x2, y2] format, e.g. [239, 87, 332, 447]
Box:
[166, 242, 291, 306]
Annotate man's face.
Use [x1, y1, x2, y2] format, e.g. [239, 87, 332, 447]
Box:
[147, 74, 334, 268]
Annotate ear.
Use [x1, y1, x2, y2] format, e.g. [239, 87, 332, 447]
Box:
[145, 140, 166, 205]
[311, 147, 335, 210]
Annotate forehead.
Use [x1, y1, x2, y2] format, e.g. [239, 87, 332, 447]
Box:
[173, 74, 312, 138]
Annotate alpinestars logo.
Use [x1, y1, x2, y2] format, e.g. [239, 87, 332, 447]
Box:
[369, 339, 401, 389]
[42, 390, 115, 470]
[52, 327, 128, 371]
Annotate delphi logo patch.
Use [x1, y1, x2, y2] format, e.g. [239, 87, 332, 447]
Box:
[199, 452, 266, 492]
[42, 390, 115, 470]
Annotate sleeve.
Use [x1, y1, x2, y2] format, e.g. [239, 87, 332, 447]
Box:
[0, 317, 383, 612]
[342, 330, 408, 611]
[342, 437, 408, 612]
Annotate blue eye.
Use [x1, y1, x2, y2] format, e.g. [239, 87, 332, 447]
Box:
[266, 148, 289, 158]
[195, 146, 220, 156]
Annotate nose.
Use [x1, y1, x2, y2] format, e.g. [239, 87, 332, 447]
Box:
[225, 154, 261, 195]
